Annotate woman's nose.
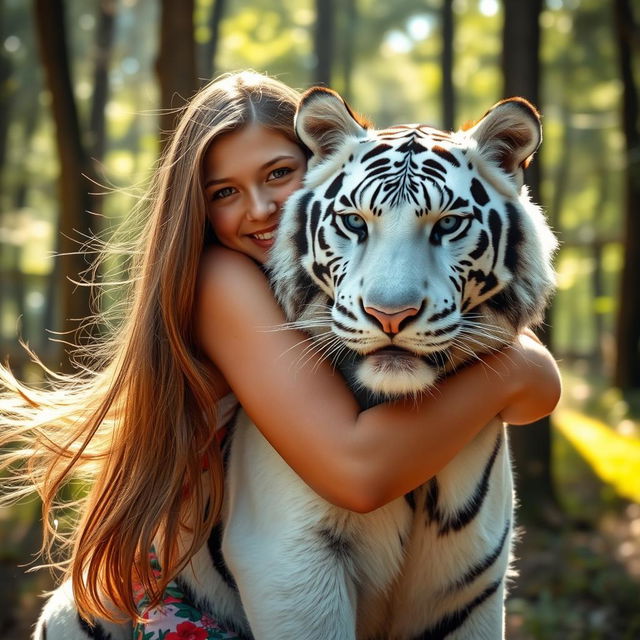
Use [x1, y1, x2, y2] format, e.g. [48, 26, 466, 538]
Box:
[246, 189, 276, 221]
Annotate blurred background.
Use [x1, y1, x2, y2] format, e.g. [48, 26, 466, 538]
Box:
[0, 0, 639, 638]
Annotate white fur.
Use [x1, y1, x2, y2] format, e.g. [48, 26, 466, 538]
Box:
[32, 580, 129, 640]
[221, 414, 512, 639]
[356, 355, 437, 395]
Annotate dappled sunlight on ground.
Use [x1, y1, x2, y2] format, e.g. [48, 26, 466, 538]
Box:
[553, 408, 640, 503]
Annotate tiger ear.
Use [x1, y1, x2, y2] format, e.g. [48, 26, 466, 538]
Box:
[465, 97, 541, 188]
[295, 87, 370, 164]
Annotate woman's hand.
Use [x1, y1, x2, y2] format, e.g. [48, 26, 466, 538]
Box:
[486, 331, 562, 425]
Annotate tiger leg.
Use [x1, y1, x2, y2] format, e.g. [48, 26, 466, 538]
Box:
[33, 580, 130, 640]
[224, 526, 357, 640]
[223, 418, 358, 640]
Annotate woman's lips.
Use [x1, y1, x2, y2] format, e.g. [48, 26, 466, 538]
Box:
[248, 225, 277, 248]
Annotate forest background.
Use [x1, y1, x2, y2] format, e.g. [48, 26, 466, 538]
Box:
[0, 0, 639, 638]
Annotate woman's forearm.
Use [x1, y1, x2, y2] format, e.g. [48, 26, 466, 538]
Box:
[321, 336, 560, 512]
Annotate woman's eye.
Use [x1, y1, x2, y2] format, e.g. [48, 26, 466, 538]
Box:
[434, 215, 463, 235]
[343, 213, 367, 236]
[269, 167, 292, 180]
[211, 186, 236, 201]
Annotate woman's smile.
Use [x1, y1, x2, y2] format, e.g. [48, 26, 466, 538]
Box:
[248, 224, 278, 249]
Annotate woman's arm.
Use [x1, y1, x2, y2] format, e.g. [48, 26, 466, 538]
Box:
[195, 247, 561, 513]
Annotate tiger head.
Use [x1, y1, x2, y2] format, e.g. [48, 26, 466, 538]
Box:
[268, 88, 557, 401]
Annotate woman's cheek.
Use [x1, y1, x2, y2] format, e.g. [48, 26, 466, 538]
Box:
[210, 209, 235, 243]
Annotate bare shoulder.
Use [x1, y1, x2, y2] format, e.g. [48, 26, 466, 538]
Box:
[198, 246, 270, 303]
[200, 245, 264, 285]
[196, 245, 283, 339]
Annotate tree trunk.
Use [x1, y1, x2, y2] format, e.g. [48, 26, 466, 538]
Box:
[313, 0, 335, 86]
[89, 0, 116, 167]
[33, 0, 94, 371]
[0, 0, 15, 348]
[613, 0, 640, 393]
[341, 0, 357, 102]
[502, 0, 542, 202]
[501, 0, 560, 525]
[0, 0, 12, 180]
[441, 0, 454, 130]
[591, 131, 611, 370]
[199, 0, 226, 83]
[4, 83, 40, 373]
[156, 0, 197, 144]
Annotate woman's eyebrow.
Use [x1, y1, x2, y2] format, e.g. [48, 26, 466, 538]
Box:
[204, 155, 298, 189]
[261, 154, 297, 169]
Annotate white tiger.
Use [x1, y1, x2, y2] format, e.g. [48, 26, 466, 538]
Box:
[220, 89, 556, 639]
[34, 89, 556, 640]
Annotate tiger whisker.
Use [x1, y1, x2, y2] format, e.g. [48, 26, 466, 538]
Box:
[312, 342, 350, 374]
[282, 328, 337, 364]
[276, 330, 335, 360]
[294, 331, 339, 362]
[449, 339, 504, 377]
[459, 320, 508, 335]
[316, 334, 350, 363]
[457, 327, 510, 348]
[294, 333, 343, 371]
[449, 339, 485, 364]
[263, 317, 333, 333]
[459, 320, 510, 336]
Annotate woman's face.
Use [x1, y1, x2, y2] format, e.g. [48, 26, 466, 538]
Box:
[204, 123, 307, 264]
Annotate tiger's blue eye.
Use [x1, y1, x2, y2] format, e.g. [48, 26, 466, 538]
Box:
[433, 216, 466, 236]
[430, 214, 470, 244]
[436, 215, 463, 234]
[344, 214, 367, 234]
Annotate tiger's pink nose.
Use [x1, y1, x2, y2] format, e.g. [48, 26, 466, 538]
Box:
[364, 305, 420, 335]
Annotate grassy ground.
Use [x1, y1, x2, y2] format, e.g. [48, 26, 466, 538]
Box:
[505, 502, 640, 639]
[505, 366, 640, 639]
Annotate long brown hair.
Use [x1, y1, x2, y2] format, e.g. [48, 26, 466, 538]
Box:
[0, 71, 301, 622]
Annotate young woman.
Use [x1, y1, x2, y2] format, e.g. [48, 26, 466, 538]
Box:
[0, 71, 560, 637]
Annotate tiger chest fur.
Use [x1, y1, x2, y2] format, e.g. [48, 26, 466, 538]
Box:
[216, 90, 556, 640]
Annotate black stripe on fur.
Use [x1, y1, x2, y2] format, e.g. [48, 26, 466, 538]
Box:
[324, 172, 345, 199]
[470, 178, 490, 206]
[469, 230, 489, 261]
[206, 522, 238, 592]
[431, 145, 461, 167]
[292, 191, 313, 260]
[447, 519, 511, 592]
[405, 489, 417, 512]
[412, 579, 502, 640]
[77, 615, 112, 639]
[291, 270, 322, 318]
[504, 202, 524, 274]
[487, 208, 502, 271]
[361, 143, 392, 162]
[174, 576, 251, 640]
[425, 432, 503, 535]
[318, 527, 353, 566]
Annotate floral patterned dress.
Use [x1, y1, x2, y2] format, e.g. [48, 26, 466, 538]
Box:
[133, 394, 242, 640]
[132, 549, 240, 640]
